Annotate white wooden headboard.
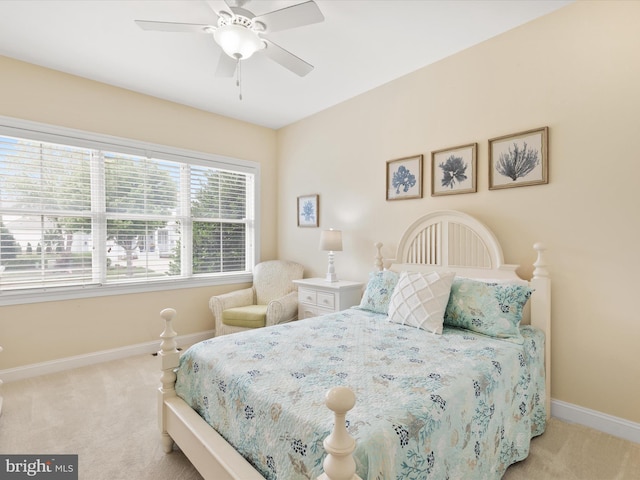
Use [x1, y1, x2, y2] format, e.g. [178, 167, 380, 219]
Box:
[378, 210, 523, 280]
[375, 210, 551, 418]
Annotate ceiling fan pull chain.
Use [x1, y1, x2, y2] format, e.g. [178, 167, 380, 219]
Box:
[236, 58, 243, 101]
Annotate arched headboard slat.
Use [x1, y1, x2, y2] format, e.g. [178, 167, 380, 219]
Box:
[396, 210, 505, 271]
[448, 221, 492, 269]
[406, 223, 440, 265]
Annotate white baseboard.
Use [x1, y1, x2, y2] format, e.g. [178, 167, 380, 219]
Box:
[0, 330, 215, 383]
[552, 399, 640, 445]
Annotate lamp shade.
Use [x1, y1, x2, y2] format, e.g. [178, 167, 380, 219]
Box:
[213, 24, 264, 60]
[319, 229, 343, 252]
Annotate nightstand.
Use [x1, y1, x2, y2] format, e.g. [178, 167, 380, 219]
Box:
[293, 278, 363, 319]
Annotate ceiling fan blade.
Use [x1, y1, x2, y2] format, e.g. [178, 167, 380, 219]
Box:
[135, 20, 212, 33]
[215, 53, 238, 77]
[261, 39, 313, 77]
[204, 0, 234, 19]
[254, 1, 324, 33]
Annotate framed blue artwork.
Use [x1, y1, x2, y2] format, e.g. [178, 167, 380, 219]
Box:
[297, 194, 319, 227]
[386, 155, 423, 200]
[489, 127, 548, 190]
[431, 143, 477, 196]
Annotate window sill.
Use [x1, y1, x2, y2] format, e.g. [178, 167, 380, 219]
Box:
[0, 273, 253, 306]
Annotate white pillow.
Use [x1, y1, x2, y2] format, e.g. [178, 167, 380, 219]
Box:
[388, 271, 456, 334]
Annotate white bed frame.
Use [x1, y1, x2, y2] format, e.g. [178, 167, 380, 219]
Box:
[158, 210, 551, 480]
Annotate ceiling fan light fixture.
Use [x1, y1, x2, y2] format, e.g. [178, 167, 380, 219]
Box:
[213, 24, 264, 60]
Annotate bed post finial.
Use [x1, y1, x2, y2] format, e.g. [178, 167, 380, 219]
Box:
[160, 308, 178, 354]
[374, 242, 383, 271]
[318, 386, 361, 480]
[533, 243, 549, 279]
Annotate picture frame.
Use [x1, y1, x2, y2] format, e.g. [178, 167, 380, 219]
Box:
[431, 143, 477, 196]
[386, 154, 423, 201]
[489, 127, 549, 190]
[297, 194, 319, 227]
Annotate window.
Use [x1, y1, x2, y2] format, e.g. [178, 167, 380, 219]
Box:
[0, 117, 258, 304]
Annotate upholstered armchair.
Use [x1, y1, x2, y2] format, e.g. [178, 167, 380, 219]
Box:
[209, 260, 304, 336]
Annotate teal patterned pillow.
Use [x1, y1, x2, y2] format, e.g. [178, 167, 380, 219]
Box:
[444, 277, 532, 344]
[354, 270, 400, 314]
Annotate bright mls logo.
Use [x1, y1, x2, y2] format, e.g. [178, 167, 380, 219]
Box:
[1, 455, 77, 479]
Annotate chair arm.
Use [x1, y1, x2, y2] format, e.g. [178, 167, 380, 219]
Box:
[265, 291, 299, 327]
[209, 287, 255, 333]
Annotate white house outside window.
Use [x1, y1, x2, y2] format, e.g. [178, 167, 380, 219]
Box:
[0, 118, 258, 305]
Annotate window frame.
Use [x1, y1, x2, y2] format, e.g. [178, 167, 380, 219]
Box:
[0, 116, 260, 306]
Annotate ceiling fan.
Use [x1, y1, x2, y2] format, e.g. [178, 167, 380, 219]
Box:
[135, 0, 324, 79]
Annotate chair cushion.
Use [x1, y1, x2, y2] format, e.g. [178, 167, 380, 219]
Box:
[222, 305, 268, 329]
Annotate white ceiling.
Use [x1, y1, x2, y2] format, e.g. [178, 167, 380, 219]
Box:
[0, 0, 572, 129]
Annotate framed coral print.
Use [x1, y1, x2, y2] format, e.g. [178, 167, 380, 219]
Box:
[431, 143, 477, 196]
[386, 155, 423, 201]
[297, 194, 319, 227]
[489, 127, 549, 190]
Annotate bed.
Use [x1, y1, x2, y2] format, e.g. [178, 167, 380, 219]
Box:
[158, 210, 551, 480]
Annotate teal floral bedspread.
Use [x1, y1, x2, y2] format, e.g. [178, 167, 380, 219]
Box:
[175, 309, 546, 479]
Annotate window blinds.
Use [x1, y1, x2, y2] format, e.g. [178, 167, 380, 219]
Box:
[0, 131, 254, 295]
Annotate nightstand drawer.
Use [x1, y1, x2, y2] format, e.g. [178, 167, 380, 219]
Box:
[299, 305, 317, 319]
[298, 288, 317, 305]
[316, 292, 335, 309]
[299, 304, 333, 319]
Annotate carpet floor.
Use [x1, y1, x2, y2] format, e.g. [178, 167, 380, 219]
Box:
[1, 353, 638, 479]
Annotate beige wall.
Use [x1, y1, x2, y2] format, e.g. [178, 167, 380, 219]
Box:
[0, 56, 277, 369]
[1, 1, 639, 426]
[277, 1, 640, 424]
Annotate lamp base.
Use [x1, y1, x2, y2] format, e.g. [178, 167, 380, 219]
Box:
[325, 251, 338, 282]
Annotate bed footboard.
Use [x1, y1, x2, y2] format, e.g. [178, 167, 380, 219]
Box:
[158, 308, 360, 480]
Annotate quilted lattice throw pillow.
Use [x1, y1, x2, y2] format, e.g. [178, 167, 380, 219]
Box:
[388, 271, 456, 334]
[444, 277, 532, 344]
[354, 270, 400, 314]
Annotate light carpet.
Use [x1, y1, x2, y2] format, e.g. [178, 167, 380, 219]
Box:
[1, 354, 638, 479]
